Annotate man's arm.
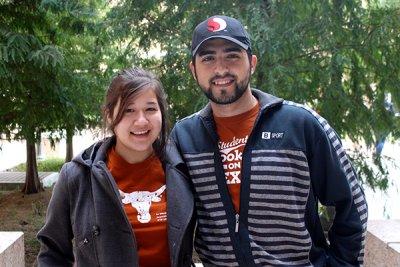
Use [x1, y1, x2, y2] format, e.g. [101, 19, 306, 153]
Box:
[166, 126, 196, 267]
[309, 124, 367, 266]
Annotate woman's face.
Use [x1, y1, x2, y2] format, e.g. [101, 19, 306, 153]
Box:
[113, 88, 162, 163]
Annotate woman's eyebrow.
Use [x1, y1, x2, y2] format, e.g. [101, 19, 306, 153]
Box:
[127, 99, 158, 106]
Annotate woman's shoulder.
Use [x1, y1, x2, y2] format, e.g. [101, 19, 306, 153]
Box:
[57, 160, 90, 190]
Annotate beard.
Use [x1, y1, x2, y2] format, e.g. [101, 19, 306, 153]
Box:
[199, 69, 251, 105]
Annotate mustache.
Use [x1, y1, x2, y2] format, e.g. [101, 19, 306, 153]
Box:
[209, 74, 236, 83]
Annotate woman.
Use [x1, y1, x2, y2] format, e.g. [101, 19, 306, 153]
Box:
[37, 67, 184, 266]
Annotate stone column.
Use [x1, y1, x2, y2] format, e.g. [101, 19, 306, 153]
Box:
[364, 220, 400, 266]
[0, 232, 24, 267]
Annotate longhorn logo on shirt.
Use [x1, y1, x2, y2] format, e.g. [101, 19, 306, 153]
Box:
[119, 185, 166, 223]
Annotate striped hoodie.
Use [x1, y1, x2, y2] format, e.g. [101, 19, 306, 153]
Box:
[169, 89, 367, 267]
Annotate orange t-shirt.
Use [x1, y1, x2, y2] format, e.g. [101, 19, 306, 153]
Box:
[107, 147, 170, 267]
[214, 103, 260, 213]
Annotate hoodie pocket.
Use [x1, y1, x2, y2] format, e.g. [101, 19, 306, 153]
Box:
[75, 235, 97, 263]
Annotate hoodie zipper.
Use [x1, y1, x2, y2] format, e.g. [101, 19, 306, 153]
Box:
[195, 92, 283, 267]
[87, 173, 101, 266]
[235, 213, 239, 232]
[201, 116, 250, 265]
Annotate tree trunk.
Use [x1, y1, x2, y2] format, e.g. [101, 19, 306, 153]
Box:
[22, 139, 44, 194]
[36, 132, 42, 159]
[65, 128, 74, 162]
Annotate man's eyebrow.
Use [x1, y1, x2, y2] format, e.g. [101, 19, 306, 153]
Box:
[198, 47, 243, 56]
[224, 47, 242, 53]
[198, 49, 216, 57]
[198, 45, 243, 57]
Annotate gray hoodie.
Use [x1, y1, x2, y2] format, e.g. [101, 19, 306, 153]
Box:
[37, 137, 195, 267]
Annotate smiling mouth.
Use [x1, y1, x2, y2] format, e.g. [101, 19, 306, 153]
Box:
[130, 130, 150, 136]
[211, 77, 235, 86]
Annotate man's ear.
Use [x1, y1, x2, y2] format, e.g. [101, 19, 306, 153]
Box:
[189, 61, 197, 81]
[250, 55, 258, 74]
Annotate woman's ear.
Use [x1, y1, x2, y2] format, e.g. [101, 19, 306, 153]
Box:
[106, 110, 113, 125]
[107, 98, 120, 125]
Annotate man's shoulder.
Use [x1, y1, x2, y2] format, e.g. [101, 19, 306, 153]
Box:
[279, 100, 321, 121]
[278, 100, 336, 137]
[263, 100, 328, 133]
[177, 111, 201, 123]
[173, 110, 203, 130]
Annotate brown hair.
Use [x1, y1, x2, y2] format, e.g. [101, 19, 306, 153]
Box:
[103, 67, 169, 159]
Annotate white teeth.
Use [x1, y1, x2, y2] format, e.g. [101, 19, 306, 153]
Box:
[214, 79, 232, 85]
[132, 130, 148, 135]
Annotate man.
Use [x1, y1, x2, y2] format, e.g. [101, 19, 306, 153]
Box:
[167, 15, 367, 267]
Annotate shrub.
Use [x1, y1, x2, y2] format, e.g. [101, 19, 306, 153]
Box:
[11, 158, 64, 172]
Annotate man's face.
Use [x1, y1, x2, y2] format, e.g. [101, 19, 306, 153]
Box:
[190, 39, 257, 105]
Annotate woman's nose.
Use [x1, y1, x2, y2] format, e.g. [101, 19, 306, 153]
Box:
[135, 111, 148, 125]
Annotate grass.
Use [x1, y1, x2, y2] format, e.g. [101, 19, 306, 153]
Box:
[0, 158, 61, 265]
[0, 188, 53, 266]
[11, 158, 64, 172]
[1, 156, 201, 265]
[0, 187, 202, 266]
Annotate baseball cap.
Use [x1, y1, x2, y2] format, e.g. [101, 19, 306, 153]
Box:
[191, 15, 251, 57]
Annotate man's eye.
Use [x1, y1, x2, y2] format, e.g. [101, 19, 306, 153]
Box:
[227, 53, 240, 59]
[201, 56, 214, 62]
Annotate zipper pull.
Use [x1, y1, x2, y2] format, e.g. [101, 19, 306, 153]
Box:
[235, 213, 239, 232]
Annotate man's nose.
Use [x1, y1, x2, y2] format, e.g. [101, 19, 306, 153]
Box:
[214, 58, 229, 76]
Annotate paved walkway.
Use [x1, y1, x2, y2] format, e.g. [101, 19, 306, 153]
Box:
[0, 172, 53, 182]
[0, 172, 58, 189]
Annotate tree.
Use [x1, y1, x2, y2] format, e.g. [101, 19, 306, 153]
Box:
[0, 0, 106, 193]
[41, 0, 107, 162]
[0, 1, 66, 193]
[241, 0, 400, 189]
[105, 0, 400, 190]
[4, 0, 396, 193]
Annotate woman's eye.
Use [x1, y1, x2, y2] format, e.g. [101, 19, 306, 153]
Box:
[125, 108, 134, 113]
[147, 107, 158, 112]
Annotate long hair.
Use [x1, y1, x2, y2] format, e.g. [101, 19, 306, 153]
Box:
[102, 67, 169, 160]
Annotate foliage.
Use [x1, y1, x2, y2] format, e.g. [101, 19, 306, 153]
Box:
[104, 0, 400, 190]
[45, 0, 107, 136]
[0, 0, 107, 141]
[12, 157, 64, 172]
[0, 0, 107, 193]
[242, 0, 400, 189]
[0, 1, 65, 142]
[1, 0, 399, 191]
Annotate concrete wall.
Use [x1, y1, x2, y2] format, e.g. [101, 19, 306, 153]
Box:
[365, 220, 400, 266]
[0, 221, 399, 266]
[0, 232, 24, 267]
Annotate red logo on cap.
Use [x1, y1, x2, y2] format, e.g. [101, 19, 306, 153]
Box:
[207, 18, 227, 32]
